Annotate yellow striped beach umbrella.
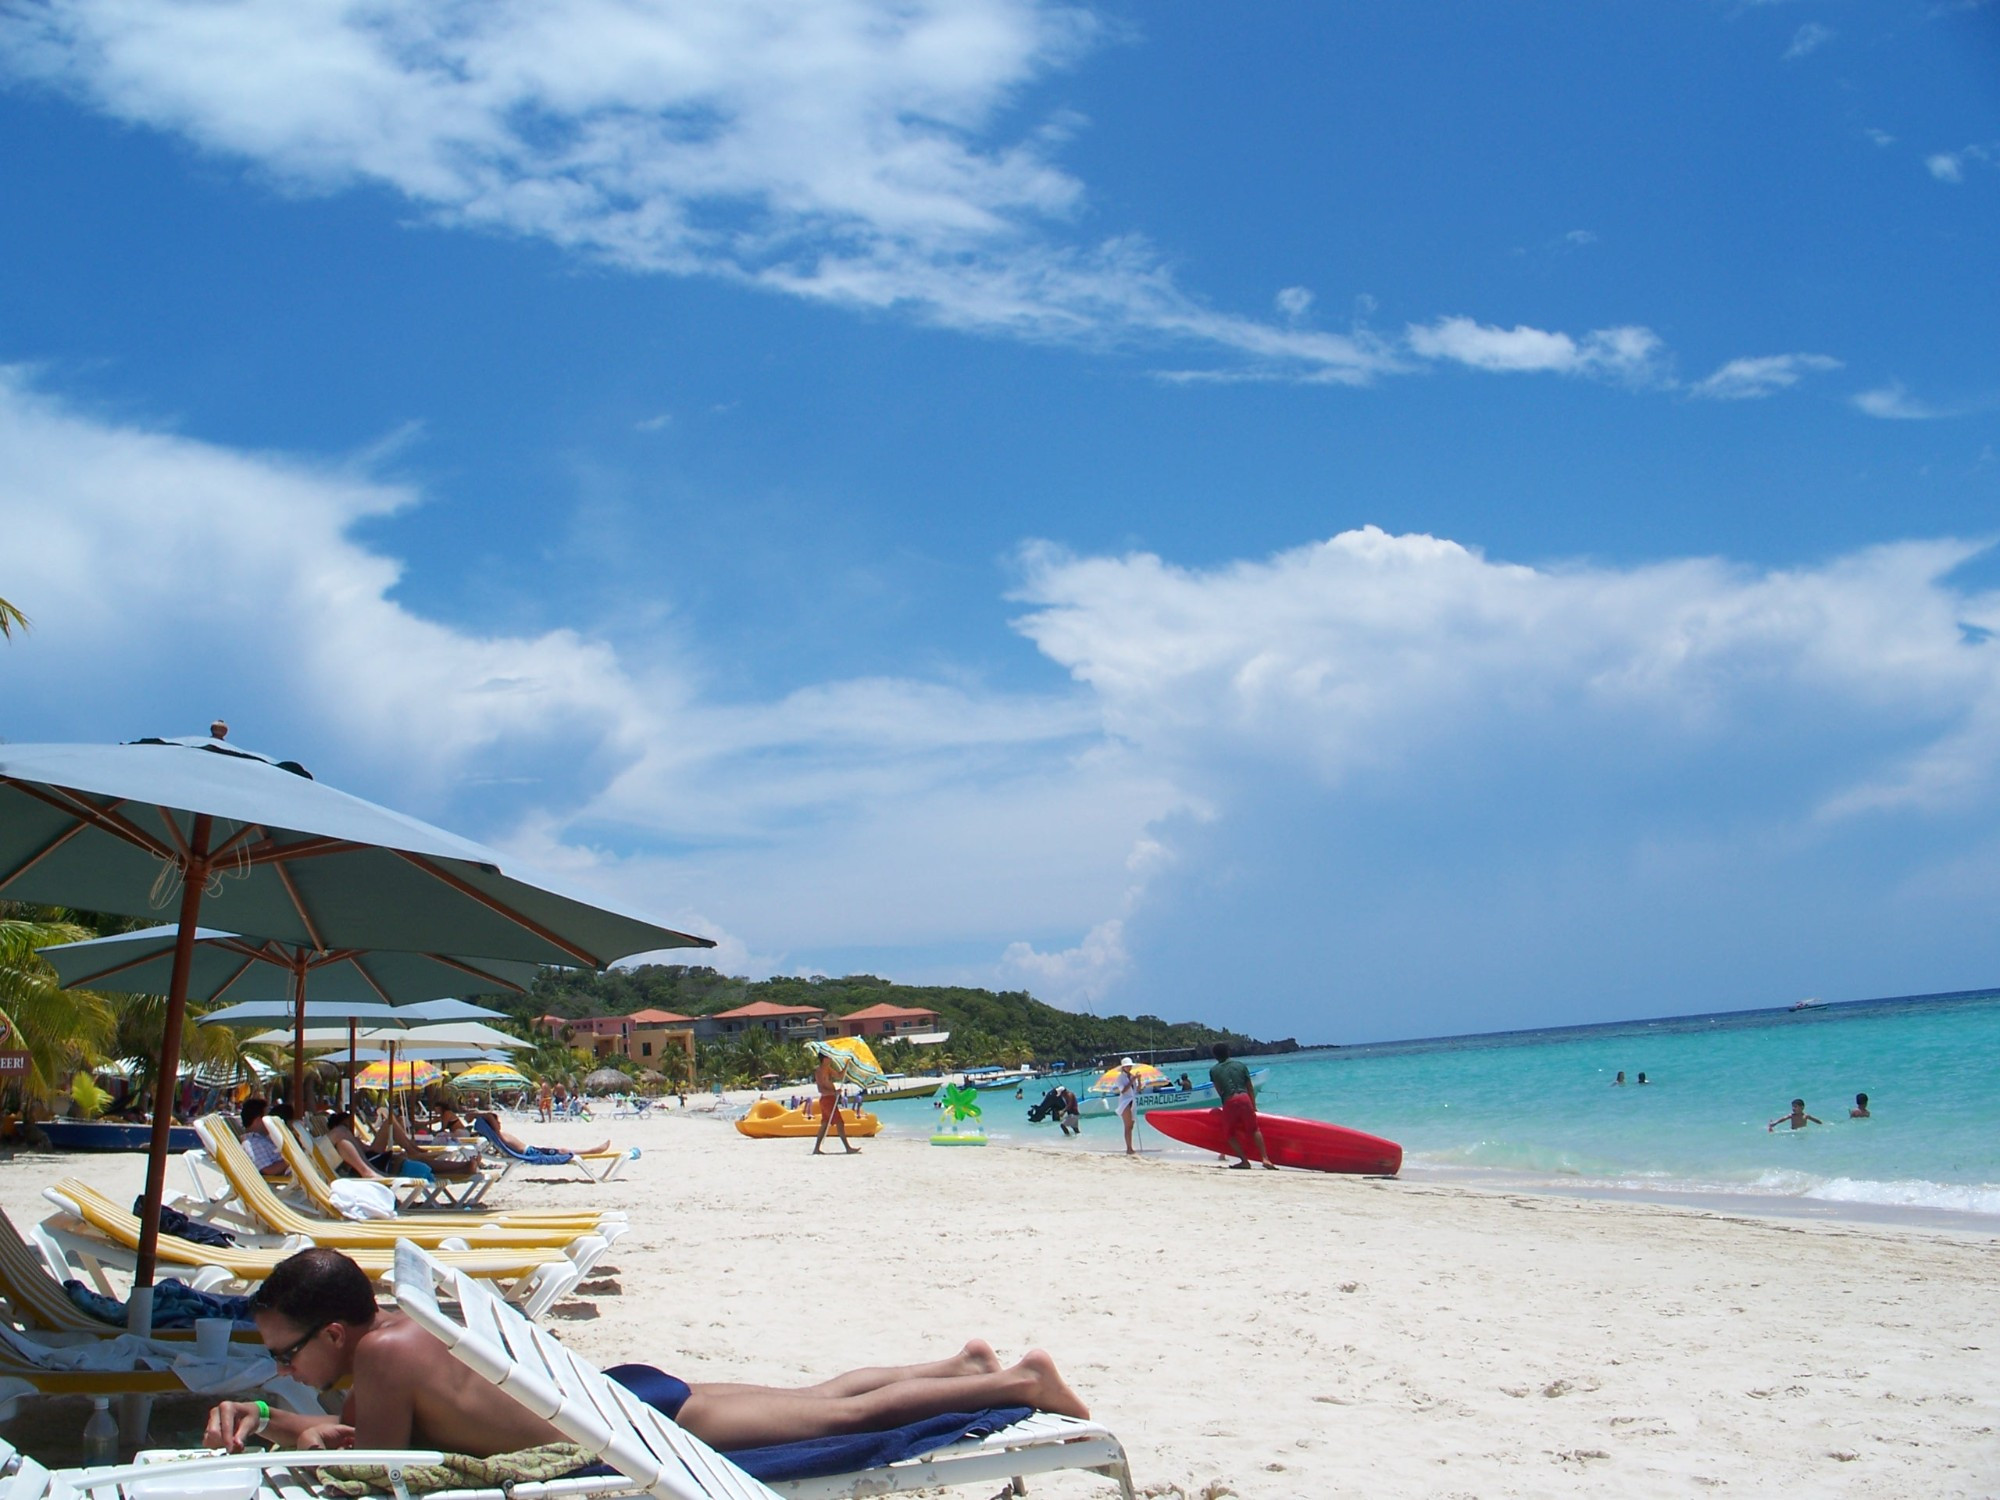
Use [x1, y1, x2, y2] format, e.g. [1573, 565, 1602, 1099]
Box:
[354, 1057, 441, 1092]
[808, 1036, 886, 1085]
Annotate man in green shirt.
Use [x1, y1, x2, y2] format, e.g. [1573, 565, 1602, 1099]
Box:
[1210, 1044, 1275, 1170]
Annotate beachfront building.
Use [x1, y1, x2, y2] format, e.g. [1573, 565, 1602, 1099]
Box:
[699, 1000, 827, 1043]
[823, 1002, 943, 1040]
[545, 1009, 697, 1070]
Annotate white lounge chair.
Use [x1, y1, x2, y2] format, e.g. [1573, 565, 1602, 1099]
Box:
[392, 1241, 1136, 1500]
[33, 1183, 584, 1322]
[471, 1119, 640, 1186]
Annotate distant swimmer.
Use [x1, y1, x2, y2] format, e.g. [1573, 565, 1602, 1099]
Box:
[1637, 1072, 1650, 1085]
[1768, 1099, 1823, 1132]
[1850, 1092, 1870, 1119]
[1613, 1071, 1626, 1086]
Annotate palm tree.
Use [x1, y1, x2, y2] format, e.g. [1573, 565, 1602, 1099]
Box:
[106, 993, 252, 1115]
[0, 596, 25, 639]
[0, 914, 114, 1107]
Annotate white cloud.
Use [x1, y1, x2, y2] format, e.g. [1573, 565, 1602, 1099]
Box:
[0, 0, 1395, 384]
[0, 1, 1732, 394]
[1783, 22, 1833, 58]
[0, 369, 1182, 989]
[1274, 286, 1313, 321]
[1690, 352, 1842, 400]
[1925, 144, 1994, 183]
[999, 917, 1128, 1009]
[1853, 382, 1951, 419]
[1405, 317, 1665, 382]
[17, 372, 2000, 1026]
[1866, 127, 1896, 147]
[1010, 526, 2000, 816]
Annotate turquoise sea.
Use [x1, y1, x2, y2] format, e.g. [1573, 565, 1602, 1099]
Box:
[869, 990, 2000, 1222]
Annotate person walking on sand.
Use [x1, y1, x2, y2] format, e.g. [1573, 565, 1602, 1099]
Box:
[812, 1051, 859, 1155]
[203, 1248, 1089, 1458]
[1768, 1098, 1823, 1132]
[1210, 1043, 1276, 1170]
[1113, 1059, 1142, 1155]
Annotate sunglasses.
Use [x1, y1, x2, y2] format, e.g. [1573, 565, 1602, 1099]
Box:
[268, 1321, 329, 1369]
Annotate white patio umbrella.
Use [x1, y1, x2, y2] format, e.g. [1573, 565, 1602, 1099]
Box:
[0, 732, 712, 1330]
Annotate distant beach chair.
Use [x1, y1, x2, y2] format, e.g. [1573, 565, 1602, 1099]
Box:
[259, 1118, 622, 1232]
[183, 1119, 620, 1274]
[33, 1180, 584, 1320]
[393, 1240, 1138, 1500]
[473, 1116, 640, 1184]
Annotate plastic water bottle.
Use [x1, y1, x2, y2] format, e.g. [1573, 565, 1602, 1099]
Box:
[81, 1396, 118, 1466]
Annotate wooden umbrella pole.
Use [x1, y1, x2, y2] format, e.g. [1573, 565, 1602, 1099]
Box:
[131, 813, 212, 1331]
[291, 956, 308, 1111]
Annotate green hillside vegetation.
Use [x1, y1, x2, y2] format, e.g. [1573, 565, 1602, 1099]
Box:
[517, 965, 1289, 1086]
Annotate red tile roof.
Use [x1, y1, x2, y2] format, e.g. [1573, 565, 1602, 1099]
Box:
[626, 1008, 696, 1025]
[837, 1003, 942, 1021]
[712, 1000, 826, 1019]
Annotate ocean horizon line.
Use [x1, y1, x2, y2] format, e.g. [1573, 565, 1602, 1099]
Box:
[1283, 981, 2000, 1057]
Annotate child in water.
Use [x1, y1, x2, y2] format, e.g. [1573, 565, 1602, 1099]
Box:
[1850, 1092, 1870, 1118]
[1768, 1099, 1823, 1132]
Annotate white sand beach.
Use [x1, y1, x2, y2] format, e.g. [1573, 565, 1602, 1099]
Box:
[2, 1110, 1995, 1498]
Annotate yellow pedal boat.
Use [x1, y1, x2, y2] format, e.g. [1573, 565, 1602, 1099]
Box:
[735, 1100, 882, 1139]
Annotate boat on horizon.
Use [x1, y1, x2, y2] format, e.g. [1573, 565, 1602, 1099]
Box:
[1790, 997, 1824, 1012]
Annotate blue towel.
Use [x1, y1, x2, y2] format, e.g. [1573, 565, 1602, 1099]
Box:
[582, 1366, 1033, 1483]
[473, 1117, 572, 1164]
[725, 1406, 1036, 1483]
[65, 1277, 258, 1329]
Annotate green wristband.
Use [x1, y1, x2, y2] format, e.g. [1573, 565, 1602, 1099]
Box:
[254, 1399, 271, 1434]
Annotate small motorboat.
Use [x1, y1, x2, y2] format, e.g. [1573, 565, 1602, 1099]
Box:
[1077, 1068, 1268, 1117]
[40, 1120, 202, 1152]
[1790, 997, 1823, 1012]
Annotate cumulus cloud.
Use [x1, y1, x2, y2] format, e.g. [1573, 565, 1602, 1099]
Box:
[1405, 317, 1665, 383]
[1690, 352, 1842, 400]
[1783, 22, 1833, 58]
[1011, 526, 2000, 816]
[0, 369, 1184, 978]
[17, 371, 2000, 1027]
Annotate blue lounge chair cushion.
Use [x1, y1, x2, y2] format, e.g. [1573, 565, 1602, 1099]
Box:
[473, 1116, 573, 1164]
[590, 1365, 1033, 1483]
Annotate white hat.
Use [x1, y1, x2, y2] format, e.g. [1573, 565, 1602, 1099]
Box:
[1119, 1057, 1135, 1067]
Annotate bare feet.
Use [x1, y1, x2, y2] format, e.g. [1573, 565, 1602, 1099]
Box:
[1016, 1350, 1090, 1420]
[960, 1340, 1002, 1375]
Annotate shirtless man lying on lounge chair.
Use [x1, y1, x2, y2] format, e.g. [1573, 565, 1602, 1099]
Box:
[205, 1248, 1088, 1456]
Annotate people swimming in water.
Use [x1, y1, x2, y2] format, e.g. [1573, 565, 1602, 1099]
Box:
[1768, 1099, 1823, 1132]
[1850, 1092, 1870, 1118]
[1636, 1072, 1649, 1085]
[1613, 1071, 1626, 1086]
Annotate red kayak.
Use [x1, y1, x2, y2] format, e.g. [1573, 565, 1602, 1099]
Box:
[1146, 1107, 1402, 1176]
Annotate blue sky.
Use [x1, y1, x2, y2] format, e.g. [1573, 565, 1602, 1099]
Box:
[2, 1, 1997, 1042]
